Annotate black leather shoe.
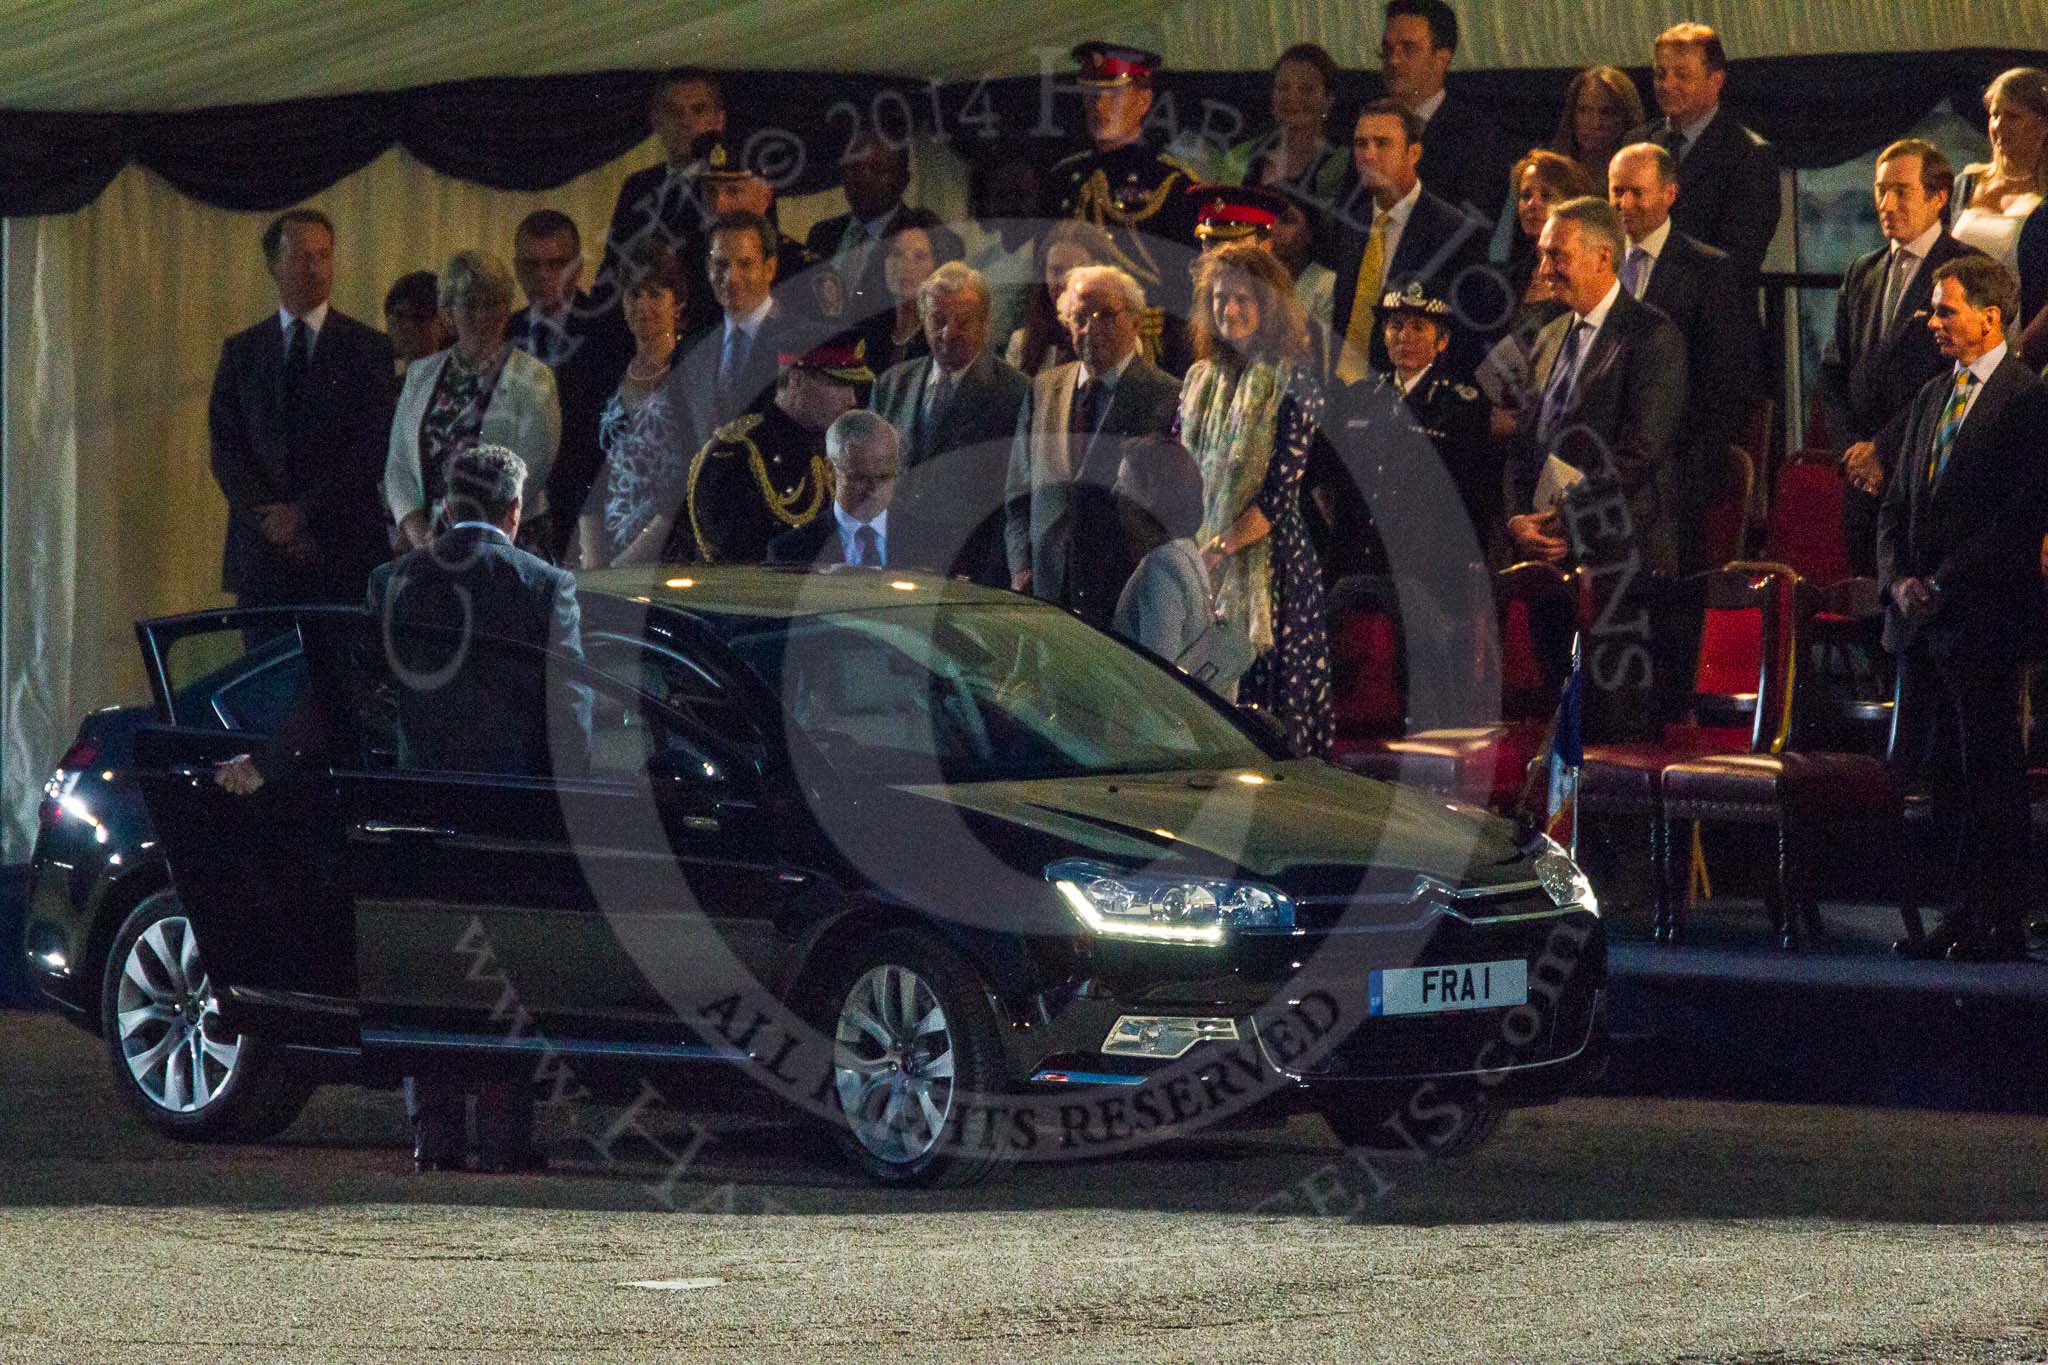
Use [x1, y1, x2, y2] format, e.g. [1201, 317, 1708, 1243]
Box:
[1896, 920, 1966, 959]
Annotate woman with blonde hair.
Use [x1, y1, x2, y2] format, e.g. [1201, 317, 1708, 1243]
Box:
[1177, 242, 1331, 757]
[1955, 68, 2048, 357]
[386, 249, 560, 554]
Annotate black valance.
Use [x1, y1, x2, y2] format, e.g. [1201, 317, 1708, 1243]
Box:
[1, 48, 2041, 218]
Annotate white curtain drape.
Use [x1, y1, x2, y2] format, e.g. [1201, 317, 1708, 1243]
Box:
[0, 142, 861, 860]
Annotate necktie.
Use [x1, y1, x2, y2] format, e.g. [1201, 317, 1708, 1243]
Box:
[1620, 246, 1648, 299]
[1927, 368, 1977, 488]
[923, 369, 954, 427]
[717, 325, 749, 412]
[1665, 125, 1689, 163]
[1536, 320, 1590, 452]
[281, 318, 308, 428]
[1879, 247, 1913, 335]
[853, 524, 880, 566]
[1336, 211, 1391, 383]
[1072, 377, 1102, 436]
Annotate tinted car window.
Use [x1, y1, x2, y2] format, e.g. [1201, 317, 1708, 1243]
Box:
[726, 604, 1268, 782]
[162, 626, 307, 734]
[585, 633, 764, 763]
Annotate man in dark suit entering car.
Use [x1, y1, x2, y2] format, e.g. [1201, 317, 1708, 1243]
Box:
[368, 444, 589, 1170]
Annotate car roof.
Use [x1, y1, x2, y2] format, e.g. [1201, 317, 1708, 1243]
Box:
[578, 564, 1030, 622]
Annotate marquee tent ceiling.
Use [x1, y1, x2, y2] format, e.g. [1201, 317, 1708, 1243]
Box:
[8, 0, 2048, 112]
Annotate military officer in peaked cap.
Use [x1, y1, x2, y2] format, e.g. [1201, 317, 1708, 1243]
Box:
[1048, 44, 1201, 368]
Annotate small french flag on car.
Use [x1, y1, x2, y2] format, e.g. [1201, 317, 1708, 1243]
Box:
[1543, 642, 1583, 857]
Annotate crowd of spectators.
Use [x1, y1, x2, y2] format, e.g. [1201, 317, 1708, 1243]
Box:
[206, 3, 2048, 961]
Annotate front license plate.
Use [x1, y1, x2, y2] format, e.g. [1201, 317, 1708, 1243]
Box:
[1369, 960, 1528, 1017]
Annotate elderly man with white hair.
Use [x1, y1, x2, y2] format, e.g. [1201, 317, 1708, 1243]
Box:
[1004, 263, 1181, 627]
[869, 260, 1029, 586]
[768, 410, 928, 568]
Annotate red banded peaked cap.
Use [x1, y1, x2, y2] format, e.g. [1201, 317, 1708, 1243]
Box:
[1073, 42, 1162, 88]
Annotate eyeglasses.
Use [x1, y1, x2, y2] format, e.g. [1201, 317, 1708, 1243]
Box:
[1069, 305, 1128, 327]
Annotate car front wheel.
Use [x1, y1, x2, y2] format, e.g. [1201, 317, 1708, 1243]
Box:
[99, 889, 312, 1141]
[823, 930, 1009, 1187]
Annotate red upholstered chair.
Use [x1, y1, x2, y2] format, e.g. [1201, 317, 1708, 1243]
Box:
[1341, 562, 1574, 810]
[1326, 580, 1406, 763]
[1659, 577, 1907, 949]
[1766, 451, 1852, 586]
[1577, 562, 1799, 932]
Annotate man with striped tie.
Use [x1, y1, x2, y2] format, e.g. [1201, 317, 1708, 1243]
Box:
[1877, 255, 2048, 962]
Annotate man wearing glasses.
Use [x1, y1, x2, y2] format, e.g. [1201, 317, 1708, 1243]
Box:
[508, 210, 631, 560]
[1005, 263, 1180, 628]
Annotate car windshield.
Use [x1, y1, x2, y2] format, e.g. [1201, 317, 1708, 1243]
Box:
[722, 604, 1269, 783]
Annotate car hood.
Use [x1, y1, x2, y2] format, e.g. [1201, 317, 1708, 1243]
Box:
[892, 759, 1533, 896]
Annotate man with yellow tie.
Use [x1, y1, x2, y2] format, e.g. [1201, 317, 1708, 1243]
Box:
[1876, 255, 2048, 963]
[1330, 98, 1491, 386]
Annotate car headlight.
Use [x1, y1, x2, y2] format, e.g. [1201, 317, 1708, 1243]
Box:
[1046, 859, 1295, 944]
[1530, 835, 1599, 915]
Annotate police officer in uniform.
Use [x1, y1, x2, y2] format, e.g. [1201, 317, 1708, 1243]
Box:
[1047, 44, 1201, 370]
[684, 339, 873, 563]
[1318, 284, 1500, 722]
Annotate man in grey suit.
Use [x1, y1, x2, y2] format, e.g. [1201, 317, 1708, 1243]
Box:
[1005, 264, 1181, 629]
[869, 262, 1028, 587]
[1506, 197, 1687, 731]
[671, 210, 802, 456]
[1822, 139, 1985, 577]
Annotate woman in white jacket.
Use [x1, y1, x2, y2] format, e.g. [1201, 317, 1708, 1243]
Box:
[385, 249, 560, 552]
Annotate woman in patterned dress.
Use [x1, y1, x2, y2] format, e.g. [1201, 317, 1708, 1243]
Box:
[573, 244, 694, 569]
[1178, 241, 1333, 758]
[385, 249, 560, 554]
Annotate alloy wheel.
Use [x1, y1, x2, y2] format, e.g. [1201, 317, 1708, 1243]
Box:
[114, 914, 242, 1113]
[833, 963, 957, 1166]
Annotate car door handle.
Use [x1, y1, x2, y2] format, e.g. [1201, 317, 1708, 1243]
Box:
[355, 821, 457, 839]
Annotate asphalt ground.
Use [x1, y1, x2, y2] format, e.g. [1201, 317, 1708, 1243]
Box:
[1, 1010, 2045, 1363]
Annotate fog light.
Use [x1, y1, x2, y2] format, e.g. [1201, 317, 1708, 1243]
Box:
[1101, 1015, 1240, 1059]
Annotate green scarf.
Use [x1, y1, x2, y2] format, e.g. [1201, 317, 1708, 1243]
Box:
[1181, 357, 1286, 652]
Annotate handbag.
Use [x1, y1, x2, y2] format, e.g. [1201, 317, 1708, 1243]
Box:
[1174, 611, 1257, 691]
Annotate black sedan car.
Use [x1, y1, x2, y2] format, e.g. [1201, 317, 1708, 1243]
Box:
[24, 566, 1604, 1185]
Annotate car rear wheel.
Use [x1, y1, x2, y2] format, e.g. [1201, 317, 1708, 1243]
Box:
[100, 889, 312, 1141]
[1320, 1091, 1500, 1160]
[823, 931, 1008, 1187]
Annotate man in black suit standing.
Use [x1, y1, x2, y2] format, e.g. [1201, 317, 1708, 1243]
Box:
[1331, 99, 1492, 386]
[804, 132, 915, 363]
[369, 444, 591, 1167]
[1507, 197, 1688, 731]
[869, 262, 1029, 587]
[768, 411, 926, 569]
[208, 208, 396, 609]
[1006, 264, 1181, 628]
[1822, 139, 1985, 577]
[1380, 0, 1515, 230]
[1627, 22, 1780, 284]
[1609, 142, 1760, 572]
[597, 68, 727, 330]
[508, 210, 632, 559]
[1877, 258, 2046, 963]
